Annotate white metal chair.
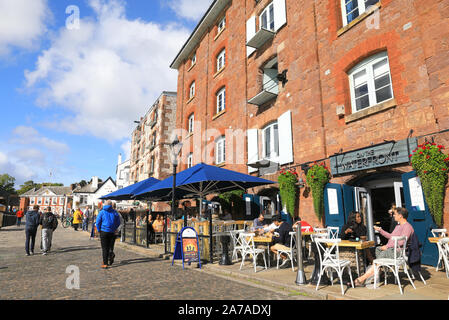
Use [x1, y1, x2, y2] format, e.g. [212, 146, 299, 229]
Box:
[315, 238, 354, 295]
[229, 229, 245, 261]
[327, 226, 340, 239]
[438, 238, 449, 278]
[276, 231, 297, 271]
[373, 236, 416, 295]
[239, 232, 267, 272]
[431, 228, 447, 271]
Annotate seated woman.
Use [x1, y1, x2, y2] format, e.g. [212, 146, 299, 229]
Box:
[349, 207, 414, 287]
[152, 214, 164, 233]
[341, 211, 367, 240]
[340, 211, 373, 266]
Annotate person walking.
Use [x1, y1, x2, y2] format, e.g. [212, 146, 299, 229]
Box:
[39, 207, 58, 255]
[16, 208, 24, 227]
[82, 207, 90, 231]
[72, 208, 83, 231]
[96, 200, 121, 269]
[24, 205, 41, 256]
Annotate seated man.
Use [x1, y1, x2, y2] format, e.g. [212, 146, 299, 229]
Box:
[253, 213, 265, 230]
[270, 215, 293, 268]
[349, 207, 414, 287]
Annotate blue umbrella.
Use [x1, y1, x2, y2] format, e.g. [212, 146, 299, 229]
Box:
[100, 177, 160, 200]
[133, 163, 275, 200]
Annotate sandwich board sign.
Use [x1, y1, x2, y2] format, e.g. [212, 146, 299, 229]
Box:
[172, 227, 202, 269]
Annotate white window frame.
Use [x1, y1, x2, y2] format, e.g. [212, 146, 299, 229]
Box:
[44, 197, 50, 205]
[59, 197, 65, 205]
[218, 16, 226, 33]
[216, 87, 226, 114]
[340, 0, 379, 26]
[217, 49, 226, 72]
[188, 114, 194, 133]
[187, 153, 193, 168]
[215, 137, 226, 165]
[30, 198, 35, 205]
[189, 81, 195, 99]
[262, 122, 279, 161]
[260, 2, 275, 31]
[52, 197, 57, 205]
[191, 51, 196, 67]
[348, 51, 394, 114]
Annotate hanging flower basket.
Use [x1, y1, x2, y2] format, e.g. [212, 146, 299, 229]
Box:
[410, 142, 449, 226]
[278, 168, 298, 218]
[305, 162, 330, 222]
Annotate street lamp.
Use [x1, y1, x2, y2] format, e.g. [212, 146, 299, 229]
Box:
[165, 136, 183, 254]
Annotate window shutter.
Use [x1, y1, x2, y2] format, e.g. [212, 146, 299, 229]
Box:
[273, 0, 287, 31]
[247, 129, 259, 173]
[246, 16, 256, 57]
[277, 110, 293, 165]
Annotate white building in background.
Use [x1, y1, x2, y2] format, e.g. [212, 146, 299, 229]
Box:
[72, 176, 117, 209]
[116, 153, 130, 190]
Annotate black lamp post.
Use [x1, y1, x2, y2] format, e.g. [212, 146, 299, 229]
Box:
[165, 136, 183, 254]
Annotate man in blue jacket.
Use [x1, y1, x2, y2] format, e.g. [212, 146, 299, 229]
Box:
[25, 205, 41, 256]
[96, 200, 121, 269]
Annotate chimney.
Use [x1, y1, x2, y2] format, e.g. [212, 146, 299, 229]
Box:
[118, 153, 122, 165]
[92, 176, 99, 189]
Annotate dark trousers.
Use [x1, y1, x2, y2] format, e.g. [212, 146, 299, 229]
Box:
[17, 217, 22, 226]
[100, 231, 116, 265]
[25, 228, 38, 254]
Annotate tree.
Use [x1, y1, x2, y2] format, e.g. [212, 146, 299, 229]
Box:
[17, 180, 38, 195]
[0, 174, 16, 195]
[17, 181, 64, 195]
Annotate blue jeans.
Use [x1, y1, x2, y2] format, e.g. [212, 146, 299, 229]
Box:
[82, 219, 88, 231]
[25, 228, 38, 254]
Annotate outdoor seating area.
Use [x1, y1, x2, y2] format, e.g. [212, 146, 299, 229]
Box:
[98, 162, 449, 297]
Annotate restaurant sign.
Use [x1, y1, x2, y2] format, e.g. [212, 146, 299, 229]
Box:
[330, 138, 417, 176]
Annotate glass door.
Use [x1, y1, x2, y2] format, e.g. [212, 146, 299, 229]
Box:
[354, 187, 375, 241]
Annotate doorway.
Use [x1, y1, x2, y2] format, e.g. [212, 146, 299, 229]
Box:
[350, 172, 404, 244]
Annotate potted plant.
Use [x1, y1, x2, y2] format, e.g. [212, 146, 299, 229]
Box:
[278, 168, 298, 218]
[305, 162, 330, 222]
[410, 142, 449, 226]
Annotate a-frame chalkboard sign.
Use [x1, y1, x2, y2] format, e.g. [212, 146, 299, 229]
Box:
[172, 226, 202, 269]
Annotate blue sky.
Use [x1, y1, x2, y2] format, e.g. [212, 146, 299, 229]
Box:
[0, 0, 210, 188]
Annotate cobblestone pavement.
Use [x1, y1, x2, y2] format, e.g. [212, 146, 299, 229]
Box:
[0, 223, 309, 300]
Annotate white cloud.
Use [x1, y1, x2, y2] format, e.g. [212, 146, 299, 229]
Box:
[25, 0, 190, 143]
[0, 126, 71, 186]
[0, 0, 49, 56]
[168, 0, 211, 21]
[120, 140, 131, 161]
[11, 126, 69, 154]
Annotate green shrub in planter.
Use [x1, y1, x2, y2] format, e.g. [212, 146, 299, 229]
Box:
[278, 169, 298, 218]
[306, 163, 330, 222]
[410, 142, 449, 226]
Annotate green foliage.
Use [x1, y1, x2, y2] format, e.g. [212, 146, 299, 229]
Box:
[0, 174, 16, 195]
[278, 169, 298, 218]
[410, 142, 449, 226]
[305, 163, 330, 222]
[17, 180, 64, 195]
[218, 189, 245, 216]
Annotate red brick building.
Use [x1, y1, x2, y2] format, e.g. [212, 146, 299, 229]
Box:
[171, 0, 449, 265]
[20, 186, 72, 216]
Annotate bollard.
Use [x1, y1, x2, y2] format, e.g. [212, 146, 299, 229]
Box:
[295, 226, 307, 285]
